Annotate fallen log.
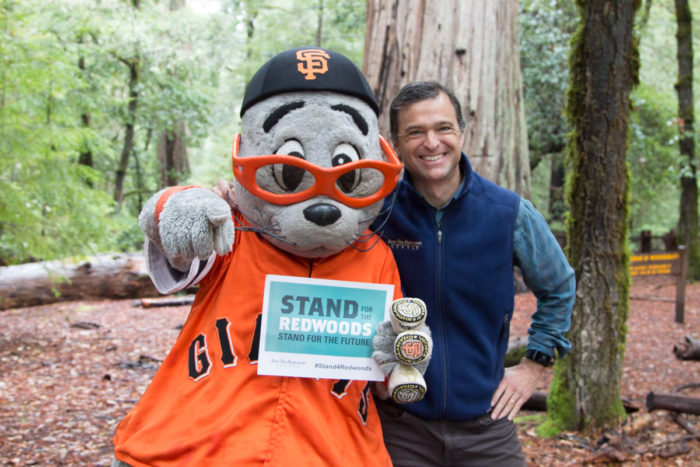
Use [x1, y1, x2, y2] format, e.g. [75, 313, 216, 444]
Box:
[522, 391, 548, 411]
[673, 335, 700, 361]
[134, 295, 195, 308]
[646, 392, 700, 415]
[0, 253, 159, 310]
[519, 392, 639, 413]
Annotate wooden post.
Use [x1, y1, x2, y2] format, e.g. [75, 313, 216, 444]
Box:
[640, 230, 652, 252]
[676, 245, 687, 324]
[663, 230, 677, 251]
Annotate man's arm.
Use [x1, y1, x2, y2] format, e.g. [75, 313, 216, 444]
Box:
[491, 198, 575, 420]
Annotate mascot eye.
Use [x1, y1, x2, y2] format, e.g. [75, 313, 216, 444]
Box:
[271, 140, 309, 193]
[332, 143, 360, 193]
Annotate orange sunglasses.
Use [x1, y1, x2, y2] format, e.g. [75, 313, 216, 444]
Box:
[231, 133, 402, 208]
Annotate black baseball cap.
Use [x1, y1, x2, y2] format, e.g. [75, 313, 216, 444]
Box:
[240, 47, 379, 117]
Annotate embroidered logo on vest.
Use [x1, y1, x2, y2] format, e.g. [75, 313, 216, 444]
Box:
[386, 239, 423, 251]
[296, 49, 330, 80]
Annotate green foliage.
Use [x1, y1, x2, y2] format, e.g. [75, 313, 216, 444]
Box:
[187, 0, 366, 187]
[1, 0, 232, 261]
[0, 0, 368, 265]
[2, 0, 695, 266]
[519, 0, 577, 169]
[523, 0, 698, 239]
[520, 0, 577, 229]
[0, 0, 120, 264]
[628, 85, 680, 233]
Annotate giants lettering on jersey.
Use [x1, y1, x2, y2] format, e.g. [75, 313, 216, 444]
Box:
[185, 313, 369, 423]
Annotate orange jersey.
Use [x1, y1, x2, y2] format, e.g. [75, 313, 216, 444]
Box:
[113, 225, 401, 466]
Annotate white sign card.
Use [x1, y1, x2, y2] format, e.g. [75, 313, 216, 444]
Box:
[257, 274, 392, 381]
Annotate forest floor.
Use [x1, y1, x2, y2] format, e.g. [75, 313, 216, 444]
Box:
[1, 275, 700, 466]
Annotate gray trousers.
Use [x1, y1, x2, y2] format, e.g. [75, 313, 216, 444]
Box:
[376, 399, 527, 467]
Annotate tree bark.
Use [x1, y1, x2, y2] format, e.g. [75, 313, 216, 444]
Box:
[114, 59, 139, 207]
[156, 0, 190, 190]
[674, 0, 698, 278]
[77, 34, 93, 171]
[157, 124, 189, 188]
[548, 153, 565, 223]
[0, 253, 158, 311]
[113, 0, 142, 208]
[546, 0, 638, 432]
[362, 0, 531, 198]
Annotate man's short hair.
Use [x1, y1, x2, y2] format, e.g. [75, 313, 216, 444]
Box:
[389, 81, 465, 141]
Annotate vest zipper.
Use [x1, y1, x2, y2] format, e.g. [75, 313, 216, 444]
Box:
[308, 260, 314, 277]
[436, 217, 448, 418]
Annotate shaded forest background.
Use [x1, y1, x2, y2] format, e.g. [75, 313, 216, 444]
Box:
[1, 0, 698, 266]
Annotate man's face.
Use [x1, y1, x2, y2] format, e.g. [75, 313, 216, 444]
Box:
[393, 91, 465, 192]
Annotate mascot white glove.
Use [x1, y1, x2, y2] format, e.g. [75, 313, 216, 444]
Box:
[139, 187, 235, 268]
[373, 297, 432, 404]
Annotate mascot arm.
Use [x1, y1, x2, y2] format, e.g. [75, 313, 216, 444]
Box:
[138, 186, 235, 294]
[372, 298, 433, 404]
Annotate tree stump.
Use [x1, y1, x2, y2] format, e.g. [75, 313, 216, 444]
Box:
[673, 335, 700, 361]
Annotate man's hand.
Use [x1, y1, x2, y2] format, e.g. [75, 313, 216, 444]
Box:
[490, 358, 545, 420]
[212, 179, 235, 202]
[371, 382, 390, 401]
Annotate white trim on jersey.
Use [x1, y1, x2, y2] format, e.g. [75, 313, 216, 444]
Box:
[144, 239, 216, 295]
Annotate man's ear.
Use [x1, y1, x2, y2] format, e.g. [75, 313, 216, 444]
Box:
[458, 129, 466, 148]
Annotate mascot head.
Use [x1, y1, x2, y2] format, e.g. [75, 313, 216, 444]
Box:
[231, 48, 401, 259]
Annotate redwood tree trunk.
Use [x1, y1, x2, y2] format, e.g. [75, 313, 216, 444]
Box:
[546, 0, 638, 432]
[363, 0, 531, 198]
[674, 0, 698, 278]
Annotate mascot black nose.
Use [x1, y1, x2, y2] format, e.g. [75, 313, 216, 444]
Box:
[303, 203, 342, 226]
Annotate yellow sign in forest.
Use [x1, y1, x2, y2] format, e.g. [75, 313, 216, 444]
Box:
[629, 252, 680, 276]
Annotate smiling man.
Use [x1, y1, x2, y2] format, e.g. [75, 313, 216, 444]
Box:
[371, 81, 576, 466]
[391, 88, 465, 209]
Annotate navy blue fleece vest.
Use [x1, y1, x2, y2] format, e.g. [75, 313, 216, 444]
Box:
[376, 155, 520, 420]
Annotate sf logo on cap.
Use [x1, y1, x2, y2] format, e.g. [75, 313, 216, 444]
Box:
[296, 49, 330, 80]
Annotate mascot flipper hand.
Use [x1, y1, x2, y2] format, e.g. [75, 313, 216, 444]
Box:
[113, 47, 414, 466]
[138, 186, 234, 293]
[139, 187, 234, 261]
[373, 297, 432, 404]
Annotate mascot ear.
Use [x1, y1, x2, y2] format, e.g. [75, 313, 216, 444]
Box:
[240, 47, 379, 118]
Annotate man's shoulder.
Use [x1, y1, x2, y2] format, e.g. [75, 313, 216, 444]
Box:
[467, 171, 520, 211]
